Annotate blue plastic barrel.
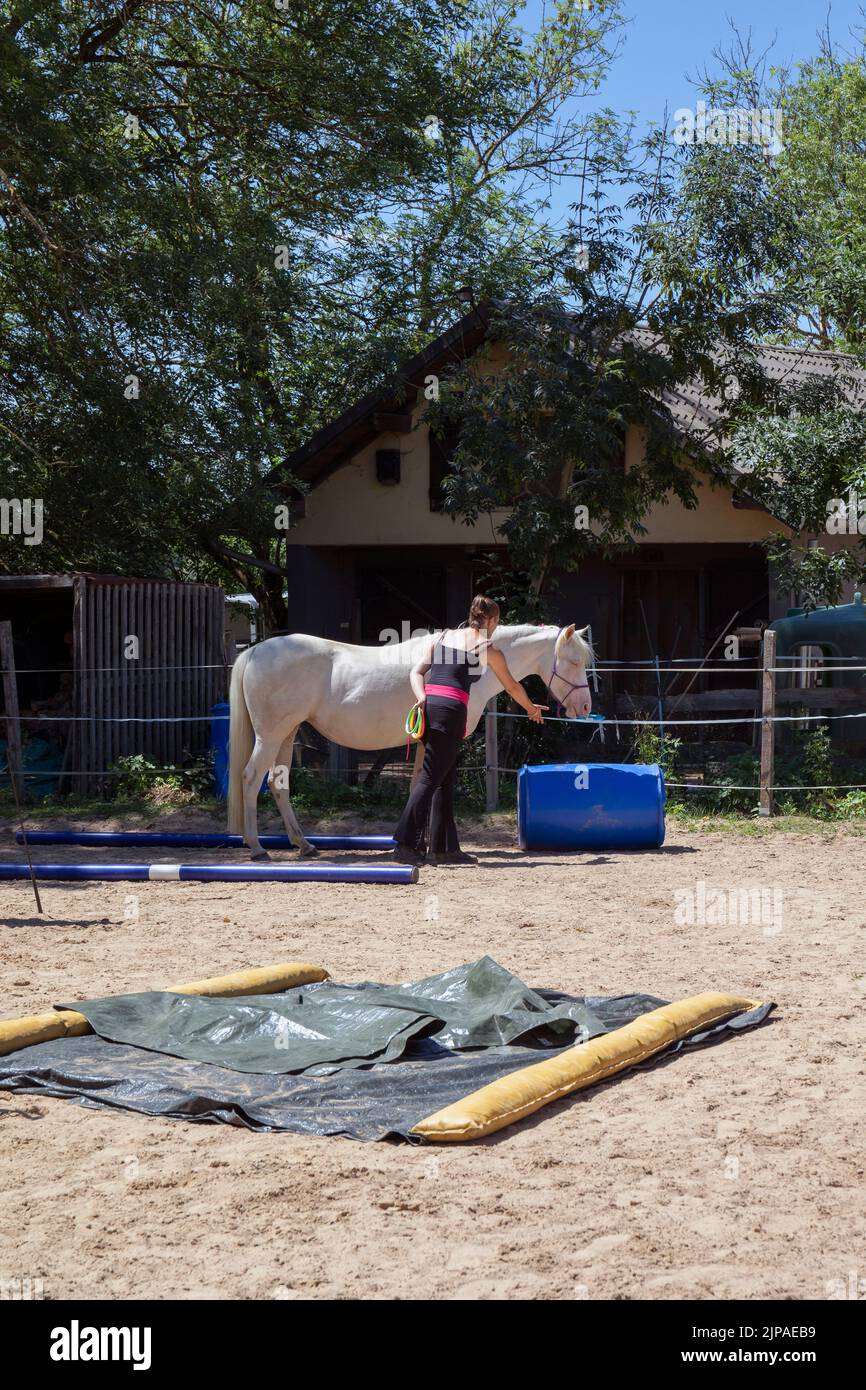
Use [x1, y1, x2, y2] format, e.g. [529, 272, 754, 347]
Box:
[517, 762, 665, 851]
[210, 702, 231, 798]
[210, 701, 267, 799]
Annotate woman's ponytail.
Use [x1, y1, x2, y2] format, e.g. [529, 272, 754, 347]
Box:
[468, 594, 500, 629]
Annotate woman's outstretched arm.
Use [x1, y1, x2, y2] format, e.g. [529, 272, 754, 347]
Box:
[485, 647, 548, 724]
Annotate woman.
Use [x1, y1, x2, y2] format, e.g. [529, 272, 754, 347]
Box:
[393, 595, 547, 866]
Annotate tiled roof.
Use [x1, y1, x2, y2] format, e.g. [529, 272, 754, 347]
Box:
[623, 327, 866, 466]
[278, 304, 866, 487]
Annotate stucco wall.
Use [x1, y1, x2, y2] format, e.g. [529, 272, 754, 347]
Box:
[287, 400, 506, 546]
[288, 416, 785, 548]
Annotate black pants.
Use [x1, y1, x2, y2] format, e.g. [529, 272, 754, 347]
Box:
[394, 701, 464, 854]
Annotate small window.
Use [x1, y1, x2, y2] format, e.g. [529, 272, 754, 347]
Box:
[375, 449, 401, 486]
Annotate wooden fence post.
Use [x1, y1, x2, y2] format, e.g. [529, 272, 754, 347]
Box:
[0, 620, 42, 912]
[586, 625, 599, 696]
[759, 628, 776, 817]
[485, 695, 499, 812]
[0, 621, 24, 800]
[327, 741, 357, 785]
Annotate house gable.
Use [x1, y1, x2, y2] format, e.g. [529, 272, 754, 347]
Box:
[281, 307, 865, 549]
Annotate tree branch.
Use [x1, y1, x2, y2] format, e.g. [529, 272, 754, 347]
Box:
[77, 0, 150, 64]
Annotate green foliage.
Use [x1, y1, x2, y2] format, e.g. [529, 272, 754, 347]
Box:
[696, 726, 864, 817]
[765, 537, 866, 612]
[285, 768, 407, 817]
[109, 755, 166, 800]
[834, 789, 866, 818]
[0, 0, 627, 628]
[631, 724, 682, 786]
[801, 723, 833, 788]
[774, 50, 866, 350]
[648, 30, 866, 610]
[1, 0, 464, 617]
[729, 398, 866, 609]
[109, 753, 188, 801]
[423, 97, 808, 604]
[109, 750, 214, 801]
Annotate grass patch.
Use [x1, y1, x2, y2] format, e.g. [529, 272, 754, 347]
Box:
[0, 791, 227, 823]
[667, 802, 866, 836]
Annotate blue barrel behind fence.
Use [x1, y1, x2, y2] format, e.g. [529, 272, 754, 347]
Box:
[210, 702, 272, 799]
[517, 762, 666, 851]
[210, 702, 231, 799]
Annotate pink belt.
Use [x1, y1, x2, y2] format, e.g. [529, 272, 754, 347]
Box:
[425, 684, 469, 706]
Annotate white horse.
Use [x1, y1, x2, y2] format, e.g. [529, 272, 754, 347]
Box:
[227, 623, 593, 858]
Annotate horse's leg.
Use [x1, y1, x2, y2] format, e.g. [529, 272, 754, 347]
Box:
[243, 733, 282, 860]
[269, 730, 318, 858]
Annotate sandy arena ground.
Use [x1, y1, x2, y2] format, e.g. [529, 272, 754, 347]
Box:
[1, 813, 863, 1302]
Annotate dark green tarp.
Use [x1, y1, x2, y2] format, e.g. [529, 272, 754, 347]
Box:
[0, 958, 774, 1141]
[62, 957, 625, 1075]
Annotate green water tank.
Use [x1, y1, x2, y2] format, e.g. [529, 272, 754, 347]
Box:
[769, 592, 866, 680]
[769, 594, 866, 745]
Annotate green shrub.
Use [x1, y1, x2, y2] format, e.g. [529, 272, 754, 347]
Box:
[110, 754, 173, 799]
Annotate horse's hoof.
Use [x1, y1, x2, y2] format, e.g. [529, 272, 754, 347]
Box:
[297, 843, 319, 859]
[250, 849, 271, 862]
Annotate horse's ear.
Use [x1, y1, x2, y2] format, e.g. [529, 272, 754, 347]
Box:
[562, 622, 575, 640]
[577, 625, 590, 639]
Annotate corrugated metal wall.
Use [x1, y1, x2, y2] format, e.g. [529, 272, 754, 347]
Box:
[73, 579, 226, 794]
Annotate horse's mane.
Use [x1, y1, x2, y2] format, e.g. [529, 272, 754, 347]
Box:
[492, 622, 594, 672]
[557, 624, 594, 669]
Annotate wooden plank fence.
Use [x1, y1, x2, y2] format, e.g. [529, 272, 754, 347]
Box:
[71, 578, 225, 794]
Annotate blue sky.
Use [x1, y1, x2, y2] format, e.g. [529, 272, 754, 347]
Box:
[519, 0, 865, 223]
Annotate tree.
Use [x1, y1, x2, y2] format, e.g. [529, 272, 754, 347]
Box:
[680, 23, 866, 606]
[773, 34, 866, 351]
[0, 0, 628, 630]
[424, 108, 807, 613]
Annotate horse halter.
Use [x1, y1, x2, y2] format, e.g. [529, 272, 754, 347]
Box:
[546, 626, 590, 715]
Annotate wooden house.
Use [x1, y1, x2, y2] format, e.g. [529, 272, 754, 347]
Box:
[275, 305, 866, 670]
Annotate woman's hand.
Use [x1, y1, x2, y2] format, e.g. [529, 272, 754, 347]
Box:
[527, 702, 548, 725]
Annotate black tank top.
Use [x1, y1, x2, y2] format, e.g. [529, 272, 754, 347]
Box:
[427, 634, 487, 695]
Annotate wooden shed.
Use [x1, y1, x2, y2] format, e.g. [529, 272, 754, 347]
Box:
[0, 573, 226, 795]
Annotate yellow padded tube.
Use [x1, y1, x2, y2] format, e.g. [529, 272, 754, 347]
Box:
[411, 991, 765, 1143]
[0, 960, 329, 1058]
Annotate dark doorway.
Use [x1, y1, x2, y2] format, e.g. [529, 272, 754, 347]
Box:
[621, 568, 701, 667]
[619, 555, 768, 696]
[357, 564, 447, 645]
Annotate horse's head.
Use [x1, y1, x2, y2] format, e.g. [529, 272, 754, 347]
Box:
[542, 623, 593, 718]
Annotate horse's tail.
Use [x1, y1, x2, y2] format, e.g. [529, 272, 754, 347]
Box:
[227, 646, 255, 835]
